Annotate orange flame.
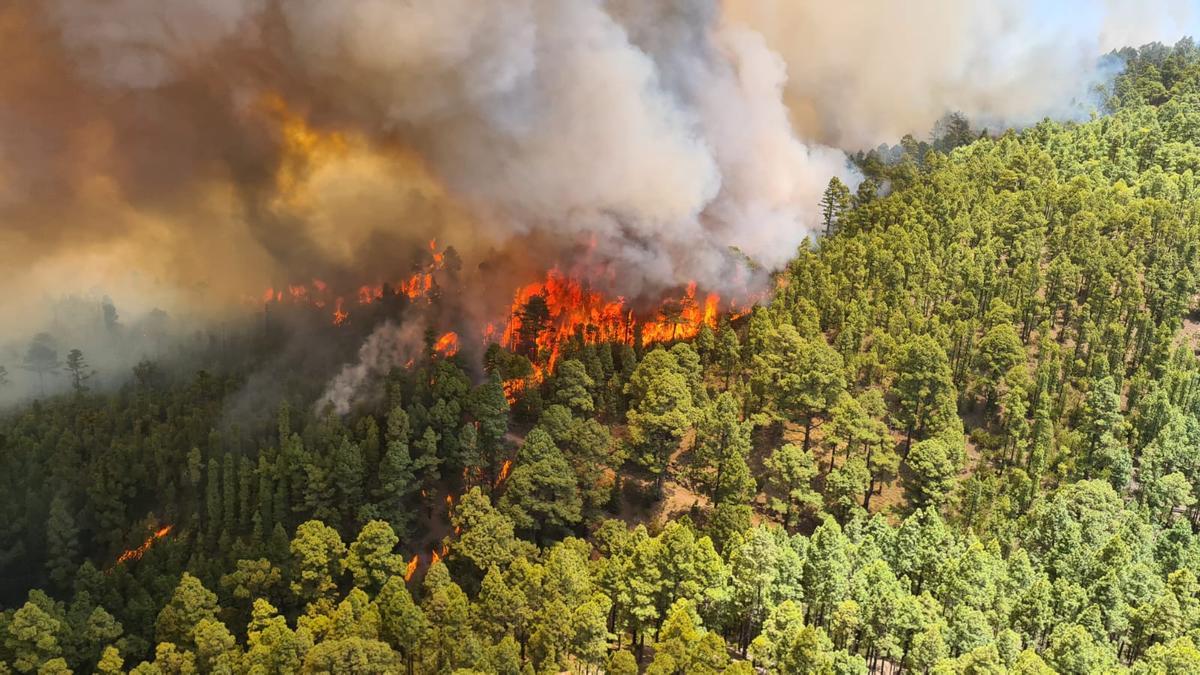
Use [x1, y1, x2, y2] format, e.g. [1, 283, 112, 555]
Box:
[501, 378, 528, 404]
[431, 544, 449, 565]
[501, 272, 721, 357]
[332, 297, 349, 326]
[404, 554, 419, 582]
[259, 242, 448, 324]
[496, 271, 725, 397]
[495, 459, 514, 487]
[115, 525, 174, 566]
[357, 284, 384, 305]
[434, 332, 459, 357]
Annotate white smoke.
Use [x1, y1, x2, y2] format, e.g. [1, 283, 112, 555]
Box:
[318, 319, 427, 415]
[724, 0, 1200, 148]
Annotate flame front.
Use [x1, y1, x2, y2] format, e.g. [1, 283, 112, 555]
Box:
[115, 525, 174, 566]
[256, 246, 748, 395]
[260, 241, 448, 325]
[495, 271, 722, 396]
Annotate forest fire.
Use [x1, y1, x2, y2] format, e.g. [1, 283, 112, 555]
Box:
[114, 525, 173, 566]
[430, 543, 449, 565]
[494, 270, 725, 395]
[260, 239, 447, 325]
[259, 241, 753, 408]
[495, 459, 513, 487]
[501, 271, 719, 361]
[434, 332, 459, 357]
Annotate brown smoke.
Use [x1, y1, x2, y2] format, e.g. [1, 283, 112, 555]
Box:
[0, 0, 1194, 331]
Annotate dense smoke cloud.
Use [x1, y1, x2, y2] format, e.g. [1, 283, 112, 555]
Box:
[725, 0, 1200, 148]
[2, 0, 1197, 337]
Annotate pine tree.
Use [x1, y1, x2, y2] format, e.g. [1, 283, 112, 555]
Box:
[289, 520, 346, 611]
[6, 600, 64, 672]
[63, 349, 94, 396]
[903, 439, 959, 509]
[451, 487, 517, 576]
[625, 349, 695, 498]
[692, 392, 754, 504]
[470, 375, 510, 479]
[716, 318, 741, 388]
[499, 429, 582, 541]
[765, 443, 821, 528]
[373, 407, 418, 536]
[345, 520, 405, 596]
[45, 492, 79, 592]
[331, 438, 366, 527]
[21, 332, 60, 396]
[553, 359, 596, 415]
[205, 453, 222, 546]
[155, 573, 220, 652]
[820, 177, 852, 237]
[222, 452, 238, 535]
[376, 577, 427, 673]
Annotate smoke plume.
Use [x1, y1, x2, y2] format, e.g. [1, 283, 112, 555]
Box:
[2, 0, 1197, 333]
[319, 319, 427, 415]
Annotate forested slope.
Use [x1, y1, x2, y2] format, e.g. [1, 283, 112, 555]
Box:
[3, 40, 1200, 674]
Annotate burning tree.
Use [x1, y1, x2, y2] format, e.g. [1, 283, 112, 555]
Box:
[492, 271, 728, 403]
[514, 294, 551, 359]
[114, 525, 174, 566]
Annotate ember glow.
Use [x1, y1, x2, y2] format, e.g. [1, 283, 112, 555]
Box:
[115, 525, 174, 566]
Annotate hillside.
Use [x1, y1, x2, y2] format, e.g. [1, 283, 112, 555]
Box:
[3, 39, 1200, 674]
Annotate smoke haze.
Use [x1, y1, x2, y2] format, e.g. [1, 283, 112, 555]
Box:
[2, 0, 1198, 396]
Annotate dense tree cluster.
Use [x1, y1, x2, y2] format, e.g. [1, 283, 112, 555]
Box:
[3, 38, 1200, 673]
